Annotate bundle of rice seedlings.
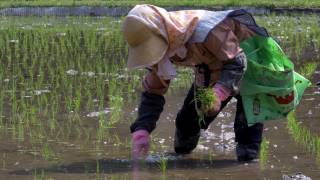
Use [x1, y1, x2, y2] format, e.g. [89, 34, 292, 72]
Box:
[194, 88, 217, 125]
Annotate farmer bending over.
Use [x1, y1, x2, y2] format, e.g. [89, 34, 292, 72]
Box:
[122, 5, 269, 162]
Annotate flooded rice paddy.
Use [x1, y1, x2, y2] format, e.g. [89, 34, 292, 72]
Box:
[0, 14, 319, 179]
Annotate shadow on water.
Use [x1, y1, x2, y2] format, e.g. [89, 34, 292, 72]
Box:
[10, 155, 241, 175]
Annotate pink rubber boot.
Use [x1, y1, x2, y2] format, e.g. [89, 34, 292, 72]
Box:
[132, 130, 150, 160]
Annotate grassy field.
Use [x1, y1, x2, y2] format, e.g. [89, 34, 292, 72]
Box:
[0, 0, 319, 8]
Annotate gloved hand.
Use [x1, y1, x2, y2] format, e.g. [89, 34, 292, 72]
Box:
[132, 129, 150, 160]
[205, 83, 231, 116]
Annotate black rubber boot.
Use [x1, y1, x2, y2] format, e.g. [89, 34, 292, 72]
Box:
[236, 143, 260, 162]
[174, 129, 200, 154]
[234, 96, 264, 162]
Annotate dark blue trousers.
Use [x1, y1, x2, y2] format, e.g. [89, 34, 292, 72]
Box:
[175, 84, 264, 148]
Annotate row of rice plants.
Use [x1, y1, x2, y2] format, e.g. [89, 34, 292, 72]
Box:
[0, 13, 318, 162]
[286, 61, 319, 163]
[1, 0, 320, 8]
[287, 111, 320, 163]
[0, 16, 137, 161]
[256, 14, 320, 61]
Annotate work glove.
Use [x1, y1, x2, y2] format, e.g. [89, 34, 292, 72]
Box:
[132, 129, 150, 160]
[205, 83, 231, 116]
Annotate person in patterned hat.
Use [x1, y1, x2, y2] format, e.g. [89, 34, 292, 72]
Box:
[122, 4, 268, 162]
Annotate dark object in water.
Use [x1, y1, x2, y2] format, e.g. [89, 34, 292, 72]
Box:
[316, 81, 320, 86]
[236, 143, 260, 162]
[282, 172, 312, 180]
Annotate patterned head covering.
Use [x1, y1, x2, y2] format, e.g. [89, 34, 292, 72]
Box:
[123, 4, 207, 79]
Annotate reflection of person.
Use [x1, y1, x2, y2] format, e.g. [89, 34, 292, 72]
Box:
[122, 4, 269, 162]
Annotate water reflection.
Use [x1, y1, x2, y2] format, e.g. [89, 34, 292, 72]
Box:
[0, 15, 319, 179]
[11, 156, 240, 175]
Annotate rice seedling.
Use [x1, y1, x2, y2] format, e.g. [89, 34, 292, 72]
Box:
[108, 95, 123, 126]
[33, 168, 54, 180]
[40, 143, 59, 161]
[158, 155, 168, 175]
[0, 90, 4, 128]
[287, 111, 320, 163]
[0, 13, 317, 176]
[194, 87, 217, 125]
[168, 67, 193, 94]
[17, 116, 25, 142]
[259, 137, 269, 170]
[123, 137, 131, 149]
[113, 133, 123, 147]
[256, 14, 320, 60]
[208, 149, 215, 165]
[97, 121, 109, 143]
[297, 61, 318, 78]
[149, 134, 158, 154]
[196, 88, 217, 111]
[2, 153, 7, 170]
[96, 159, 101, 175]
[110, 175, 129, 180]
[74, 87, 82, 113]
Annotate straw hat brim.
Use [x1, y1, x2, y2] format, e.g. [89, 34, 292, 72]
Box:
[123, 16, 168, 69]
[127, 34, 168, 69]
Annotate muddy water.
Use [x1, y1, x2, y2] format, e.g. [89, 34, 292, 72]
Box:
[0, 16, 319, 179]
[295, 67, 320, 135]
[0, 66, 318, 180]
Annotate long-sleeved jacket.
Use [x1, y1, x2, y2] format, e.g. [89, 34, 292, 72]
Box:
[130, 12, 268, 133]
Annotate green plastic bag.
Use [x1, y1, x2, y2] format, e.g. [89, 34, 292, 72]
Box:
[240, 35, 311, 126]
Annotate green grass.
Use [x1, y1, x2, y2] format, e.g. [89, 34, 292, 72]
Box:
[1, 0, 320, 8]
